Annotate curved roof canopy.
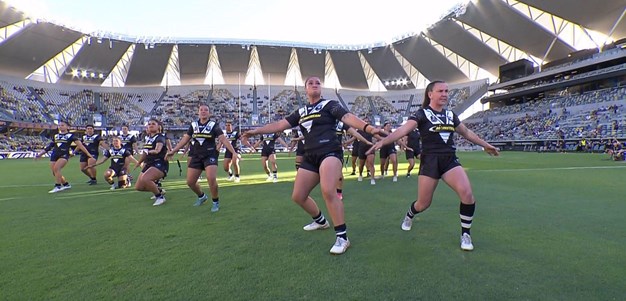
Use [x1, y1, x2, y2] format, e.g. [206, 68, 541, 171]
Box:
[0, 0, 624, 90]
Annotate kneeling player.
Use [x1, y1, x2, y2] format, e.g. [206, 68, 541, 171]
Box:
[86, 136, 133, 190]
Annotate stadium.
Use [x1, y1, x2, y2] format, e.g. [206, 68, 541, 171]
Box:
[1, 0, 625, 300]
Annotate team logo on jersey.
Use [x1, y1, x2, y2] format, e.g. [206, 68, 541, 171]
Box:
[298, 99, 332, 133]
[144, 135, 158, 149]
[263, 134, 274, 145]
[227, 131, 238, 140]
[424, 109, 455, 143]
[120, 134, 134, 144]
[55, 133, 73, 147]
[192, 121, 215, 145]
[83, 134, 99, 146]
[109, 148, 127, 163]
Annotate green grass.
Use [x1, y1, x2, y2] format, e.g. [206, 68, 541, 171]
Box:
[1, 152, 625, 300]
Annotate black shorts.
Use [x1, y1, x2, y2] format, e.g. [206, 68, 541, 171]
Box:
[110, 166, 128, 177]
[358, 144, 372, 160]
[79, 151, 99, 163]
[406, 144, 421, 160]
[296, 144, 305, 156]
[299, 151, 344, 174]
[188, 155, 218, 170]
[379, 145, 397, 159]
[143, 160, 169, 177]
[418, 154, 461, 179]
[50, 152, 70, 162]
[261, 148, 275, 157]
[351, 146, 359, 157]
[405, 150, 420, 160]
[224, 148, 239, 159]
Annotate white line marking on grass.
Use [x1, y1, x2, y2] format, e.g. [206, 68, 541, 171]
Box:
[471, 165, 626, 173]
[0, 197, 16, 201]
[53, 191, 138, 200]
[0, 183, 56, 188]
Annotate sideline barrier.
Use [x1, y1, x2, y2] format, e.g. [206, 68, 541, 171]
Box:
[0, 152, 48, 159]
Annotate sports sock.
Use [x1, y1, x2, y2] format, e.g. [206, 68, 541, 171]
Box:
[334, 224, 347, 240]
[312, 211, 327, 225]
[406, 200, 420, 219]
[460, 203, 475, 235]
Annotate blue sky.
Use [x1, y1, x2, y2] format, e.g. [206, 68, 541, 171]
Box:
[7, 0, 464, 45]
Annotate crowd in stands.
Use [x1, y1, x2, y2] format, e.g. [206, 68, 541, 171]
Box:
[0, 81, 52, 123]
[100, 91, 158, 127]
[541, 47, 625, 73]
[0, 133, 48, 152]
[154, 88, 254, 127]
[447, 87, 470, 109]
[485, 62, 626, 99]
[464, 86, 626, 142]
[258, 89, 300, 124]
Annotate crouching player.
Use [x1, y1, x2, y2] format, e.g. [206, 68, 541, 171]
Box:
[85, 136, 133, 190]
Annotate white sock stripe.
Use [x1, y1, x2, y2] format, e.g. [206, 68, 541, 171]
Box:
[460, 214, 473, 221]
[335, 230, 346, 235]
[461, 222, 472, 228]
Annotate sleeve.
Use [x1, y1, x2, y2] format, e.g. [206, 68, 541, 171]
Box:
[124, 149, 132, 157]
[130, 136, 137, 144]
[284, 109, 301, 127]
[69, 134, 79, 143]
[213, 124, 224, 137]
[409, 109, 425, 125]
[453, 112, 461, 128]
[44, 141, 54, 152]
[329, 100, 348, 120]
[103, 149, 112, 158]
[186, 125, 194, 137]
[156, 134, 167, 145]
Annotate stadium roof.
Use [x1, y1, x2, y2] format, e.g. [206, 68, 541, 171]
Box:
[0, 0, 624, 90]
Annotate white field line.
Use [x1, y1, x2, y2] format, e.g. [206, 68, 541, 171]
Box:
[470, 165, 626, 173]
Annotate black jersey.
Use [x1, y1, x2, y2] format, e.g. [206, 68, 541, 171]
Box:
[357, 129, 373, 143]
[104, 147, 132, 169]
[119, 133, 137, 152]
[224, 130, 240, 149]
[186, 120, 224, 158]
[81, 134, 103, 155]
[259, 133, 280, 151]
[335, 121, 349, 143]
[285, 99, 348, 154]
[142, 133, 168, 164]
[406, 128, 421, 149]
[410, 106, 460, 155]
[44, 132, 79, 156]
